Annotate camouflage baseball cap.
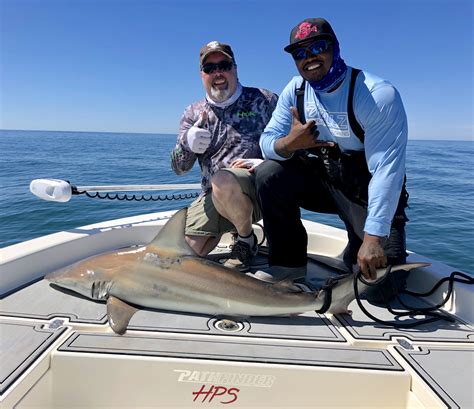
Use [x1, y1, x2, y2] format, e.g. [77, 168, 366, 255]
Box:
[199, 41, 235, 66]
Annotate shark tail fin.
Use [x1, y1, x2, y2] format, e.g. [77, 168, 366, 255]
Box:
[388, 262, 431, 273]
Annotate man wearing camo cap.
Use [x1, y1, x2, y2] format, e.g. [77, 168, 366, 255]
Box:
[171, 41, 277, 269]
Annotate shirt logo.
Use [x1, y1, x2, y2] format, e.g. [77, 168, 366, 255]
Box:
[306, 103, 350, 138]
[237, 110, 256, 119]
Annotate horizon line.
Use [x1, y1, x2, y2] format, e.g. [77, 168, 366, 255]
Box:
[0, 128, 472, 142]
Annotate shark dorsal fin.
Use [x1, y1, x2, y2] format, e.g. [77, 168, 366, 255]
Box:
[148, 208, 197, 257]
[106, 296, 139, 335]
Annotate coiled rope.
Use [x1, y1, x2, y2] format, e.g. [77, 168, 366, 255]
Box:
[73, 186, 199, 202]
[353, 268, 474, 328]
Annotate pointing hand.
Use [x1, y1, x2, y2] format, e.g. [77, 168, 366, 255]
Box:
[187, 111, 212, 154]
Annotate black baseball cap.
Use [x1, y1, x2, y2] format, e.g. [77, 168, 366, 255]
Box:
[284, 18, 336, 53]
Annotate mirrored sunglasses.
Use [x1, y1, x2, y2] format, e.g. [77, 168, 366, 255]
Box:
[201, 60, 234, 74]
[291, 40, 332, 61]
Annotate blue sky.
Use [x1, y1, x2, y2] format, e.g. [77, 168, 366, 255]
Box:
[1, 0, 472, 140]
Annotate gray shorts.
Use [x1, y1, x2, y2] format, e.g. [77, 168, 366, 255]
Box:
[185, 168, 262, 237]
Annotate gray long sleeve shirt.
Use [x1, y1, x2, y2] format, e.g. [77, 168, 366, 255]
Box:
[171, 86, 278, 192]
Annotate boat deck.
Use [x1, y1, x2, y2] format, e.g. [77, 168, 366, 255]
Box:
[1, 213, 473, 408]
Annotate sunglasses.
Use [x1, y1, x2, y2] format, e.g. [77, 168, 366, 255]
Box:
[291, 40, 332, 61]
[201, 60, 234, 74]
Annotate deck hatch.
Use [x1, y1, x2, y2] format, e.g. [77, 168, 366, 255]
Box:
[59, 332, 403, 371]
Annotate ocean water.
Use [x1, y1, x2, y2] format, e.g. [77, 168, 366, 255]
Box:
[1, 130, 472, 274]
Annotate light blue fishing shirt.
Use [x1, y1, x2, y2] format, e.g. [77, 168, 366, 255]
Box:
[260, 67, 408, 237]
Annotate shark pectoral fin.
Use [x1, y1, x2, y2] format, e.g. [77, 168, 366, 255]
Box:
[106, 296, 139, 335]
[148, 208, 197, 257]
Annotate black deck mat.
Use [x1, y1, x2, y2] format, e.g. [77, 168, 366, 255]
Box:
[0, 320, 66, 395]
[394, 345, 474, 408]
[335, 296, 473, 343]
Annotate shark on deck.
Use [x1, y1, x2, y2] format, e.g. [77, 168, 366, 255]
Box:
[45, 208, 429, 334]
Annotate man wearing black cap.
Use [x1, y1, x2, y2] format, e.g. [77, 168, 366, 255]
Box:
[171, 41, 277, 270]
[254, 18, 409, 301]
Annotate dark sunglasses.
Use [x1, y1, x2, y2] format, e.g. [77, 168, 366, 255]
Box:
[291, 40, 332, 61]
[201, 60, 234, 74]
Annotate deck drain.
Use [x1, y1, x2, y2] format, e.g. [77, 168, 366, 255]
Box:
[214, 319, 244, 332]
[396, 338, 414, 350]
[47, 319, 66, 330]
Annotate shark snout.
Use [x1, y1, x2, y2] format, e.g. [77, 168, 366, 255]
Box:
[45, 266, 70, 283]
[45, 261, 96, 285]
[44, 260, 105, 300]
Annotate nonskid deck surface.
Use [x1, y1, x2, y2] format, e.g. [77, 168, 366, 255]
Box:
[1, 246, 473, 408]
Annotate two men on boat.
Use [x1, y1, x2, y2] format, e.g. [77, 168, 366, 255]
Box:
[171, 41, 277, 270]
[172, 18, 409, 302]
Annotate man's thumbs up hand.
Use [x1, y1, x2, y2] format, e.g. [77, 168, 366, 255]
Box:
[187, 111, 212, 154]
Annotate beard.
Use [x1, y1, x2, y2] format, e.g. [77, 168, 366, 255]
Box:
[209, 83, 232, 102]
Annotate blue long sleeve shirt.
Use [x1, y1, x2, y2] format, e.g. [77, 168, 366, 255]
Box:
[260, 67, 408, 237]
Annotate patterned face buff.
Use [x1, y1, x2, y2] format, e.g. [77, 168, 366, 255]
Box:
[309, 40, 347, 92]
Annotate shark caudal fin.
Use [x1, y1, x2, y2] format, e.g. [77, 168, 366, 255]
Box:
[324, 261, 432, 315]
[388, 262, 431, 273]
[148, 208, 197, 257]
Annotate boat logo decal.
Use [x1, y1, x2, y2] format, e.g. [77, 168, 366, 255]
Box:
[174, 369, 275, 404]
